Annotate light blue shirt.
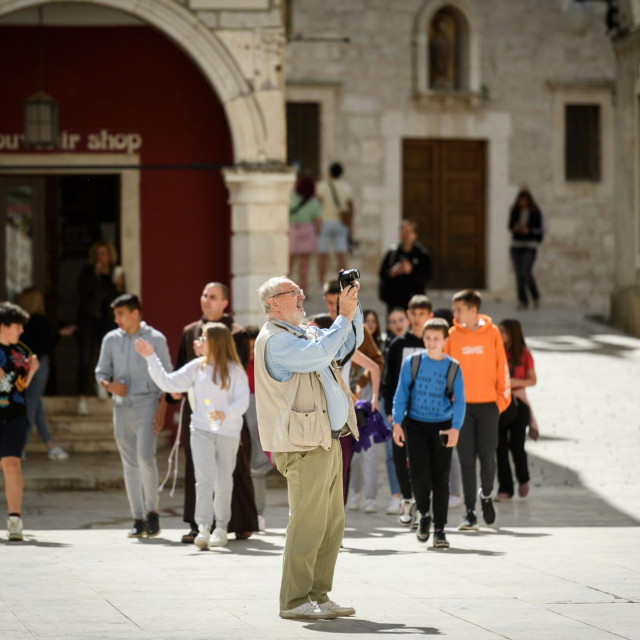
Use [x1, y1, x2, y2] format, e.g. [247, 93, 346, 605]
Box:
[264, 308, 364, 432]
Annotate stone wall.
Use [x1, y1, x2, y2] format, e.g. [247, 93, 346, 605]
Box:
[286, 0, 616, 311]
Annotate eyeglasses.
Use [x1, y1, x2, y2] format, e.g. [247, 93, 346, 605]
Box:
[272, 288, 304, 299]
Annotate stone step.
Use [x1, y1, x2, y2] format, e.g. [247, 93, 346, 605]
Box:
[42, 396, 114, 416]
[27, 396, 173, 453]
[1, 452, 285, 492]
[25, 432, 173, 455]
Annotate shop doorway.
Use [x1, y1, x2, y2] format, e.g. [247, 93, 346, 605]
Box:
[0, 174, 120, 394]
[402, 139, 486, 289]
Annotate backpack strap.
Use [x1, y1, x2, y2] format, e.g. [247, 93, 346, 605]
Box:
[445, 359, 460, 403]
[405, 351, 423, 412]
[409, 352, 422, 391]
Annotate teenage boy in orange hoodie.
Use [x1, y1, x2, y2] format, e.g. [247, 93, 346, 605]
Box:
[444, 290, 510, 530]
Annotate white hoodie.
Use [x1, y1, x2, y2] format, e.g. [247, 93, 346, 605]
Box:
[145, 354, 249, 438]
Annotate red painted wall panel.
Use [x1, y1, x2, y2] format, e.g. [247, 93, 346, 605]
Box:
[0, 26, 233, 354]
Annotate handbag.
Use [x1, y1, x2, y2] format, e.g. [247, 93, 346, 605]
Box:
[327, 181, 351, 227]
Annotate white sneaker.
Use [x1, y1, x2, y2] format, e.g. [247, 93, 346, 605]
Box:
[398, 499, 415, 527]
[318, 600, 356, 617]
[47, 446, 69, 461]
[280, 601, 337, 620]
[364, 499, 377, 514]
[194, 525, 211, 550]
[386, 495, 402, 515]
[77, 398, 89, 416]
[7, 516, 23, 541]
[210, 527, 228, 547]
[258, 514, 266, 532]
[346, 492, 360, 511]
[448, 493, 463, 509]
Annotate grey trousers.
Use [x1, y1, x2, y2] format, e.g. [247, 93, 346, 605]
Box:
[349, 443, 379, 501]
[245, 394, 272, 516]
[449, 447, 462, 496]
[456, 402, 500, 511]
[190, 429, 240, 530]
[113, 399, 159, 520]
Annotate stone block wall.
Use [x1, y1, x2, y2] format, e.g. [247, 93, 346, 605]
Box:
[286, 0, 616, 312]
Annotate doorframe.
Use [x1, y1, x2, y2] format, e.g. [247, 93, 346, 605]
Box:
[382, 110, 514, 293]
[0, 153, 141, 296]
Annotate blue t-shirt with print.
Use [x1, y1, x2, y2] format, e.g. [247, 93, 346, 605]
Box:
[0, 343, 30, 420]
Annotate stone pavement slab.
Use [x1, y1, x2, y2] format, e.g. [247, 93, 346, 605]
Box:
[1, 299, 640, 638]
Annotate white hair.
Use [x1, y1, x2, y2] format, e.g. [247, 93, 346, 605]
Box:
[257, 276, 291, 315]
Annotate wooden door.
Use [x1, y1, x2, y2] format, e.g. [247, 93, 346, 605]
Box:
[402, 139, 485, 289]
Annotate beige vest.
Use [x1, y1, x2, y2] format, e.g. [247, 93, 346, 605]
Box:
[254, 319, 359, 452]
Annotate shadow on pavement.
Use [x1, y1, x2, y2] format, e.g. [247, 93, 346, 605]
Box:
[0, 538, 69, 547]
[488, 451, 639, 528]
[303, 619, 441, 634]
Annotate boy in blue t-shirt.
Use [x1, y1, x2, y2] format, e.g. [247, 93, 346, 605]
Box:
[392, 317, 465, 548]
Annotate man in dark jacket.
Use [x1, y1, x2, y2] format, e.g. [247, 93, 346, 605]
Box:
[170, 282, 258, 543]
[378, 220, 432, 312]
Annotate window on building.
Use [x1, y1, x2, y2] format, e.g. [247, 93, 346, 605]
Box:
[565, 104, 601, 181]
[286, 102, 320, 179]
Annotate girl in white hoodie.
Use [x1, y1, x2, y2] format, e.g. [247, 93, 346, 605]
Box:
[135, 322, 249, 549]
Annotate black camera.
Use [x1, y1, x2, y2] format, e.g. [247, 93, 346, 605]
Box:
[338, 268, 360, 289]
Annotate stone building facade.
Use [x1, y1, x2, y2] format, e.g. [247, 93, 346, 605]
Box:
[285, 0, 616, 312]
[0, 0, 623, 336]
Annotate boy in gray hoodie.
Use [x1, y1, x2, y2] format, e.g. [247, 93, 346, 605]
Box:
[95, 294, 172, 538]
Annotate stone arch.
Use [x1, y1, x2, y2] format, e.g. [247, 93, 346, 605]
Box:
[415, 0, 480, 95]
[0, 0, 271, 164]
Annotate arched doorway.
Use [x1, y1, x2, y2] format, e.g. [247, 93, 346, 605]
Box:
[0, 2, 245, 392]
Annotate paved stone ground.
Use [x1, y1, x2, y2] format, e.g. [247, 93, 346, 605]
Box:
[1, 299, 640, 639]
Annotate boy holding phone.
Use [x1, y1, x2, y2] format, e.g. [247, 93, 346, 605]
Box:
[392, 318, 465, 548]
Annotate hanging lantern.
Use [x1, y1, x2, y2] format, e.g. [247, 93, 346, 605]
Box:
[23, 90, 59, 148]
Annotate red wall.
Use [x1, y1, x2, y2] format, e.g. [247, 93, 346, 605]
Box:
[0, 26, 233, 354]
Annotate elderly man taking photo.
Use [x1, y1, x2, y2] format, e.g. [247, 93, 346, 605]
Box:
[254, 276, 363, 620]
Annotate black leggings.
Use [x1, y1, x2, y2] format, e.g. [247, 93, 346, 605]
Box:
[404, 419, 452, 530]
[497, 398, 530, 496]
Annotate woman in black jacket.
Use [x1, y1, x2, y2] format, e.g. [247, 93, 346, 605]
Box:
[509, 189, 544, 309]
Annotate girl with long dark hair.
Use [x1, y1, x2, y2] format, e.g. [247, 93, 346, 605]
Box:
[496, 319, 539, 501]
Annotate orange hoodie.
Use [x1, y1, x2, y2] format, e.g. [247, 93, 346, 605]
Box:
[444, 314, 511, 413]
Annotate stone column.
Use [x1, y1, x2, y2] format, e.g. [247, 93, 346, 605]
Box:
[223, 164, 296, 326]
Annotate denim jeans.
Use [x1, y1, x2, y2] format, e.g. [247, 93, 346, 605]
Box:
[510, 247, 540, 307]
[25, 354, 52, 445]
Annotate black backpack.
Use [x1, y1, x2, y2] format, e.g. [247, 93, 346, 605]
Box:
[408, 352, 459, 404]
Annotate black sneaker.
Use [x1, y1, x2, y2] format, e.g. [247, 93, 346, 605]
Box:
[128, 519, 147, 538]
[458, 509, 478, 531]
[146, 511, 161, 537]
[416, 513, 432, 542]
[433, 530, 450, 548]
[479, 491, 496, 525]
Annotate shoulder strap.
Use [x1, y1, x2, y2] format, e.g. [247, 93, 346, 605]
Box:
[409, 352, 422, 391]
[445, 359, 459, 403]
[327, 180, 342, 210]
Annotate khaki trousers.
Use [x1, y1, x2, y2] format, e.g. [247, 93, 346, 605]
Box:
[275, 439, 344, 611]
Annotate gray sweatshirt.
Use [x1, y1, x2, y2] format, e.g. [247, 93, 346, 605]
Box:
[95, 321, 172, 403]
